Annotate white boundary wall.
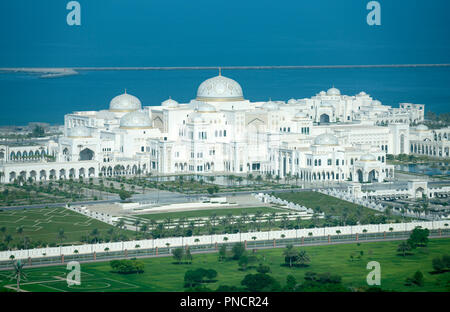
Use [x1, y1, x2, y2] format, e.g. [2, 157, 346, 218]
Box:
[1, 220, 448, 261]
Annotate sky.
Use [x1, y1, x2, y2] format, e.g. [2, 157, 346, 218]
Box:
[0, 0, 449, 67]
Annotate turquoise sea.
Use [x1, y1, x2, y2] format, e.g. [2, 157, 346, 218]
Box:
[0, 66, 449, 125]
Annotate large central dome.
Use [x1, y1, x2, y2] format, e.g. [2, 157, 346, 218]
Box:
[196, 74, 244, 102]
[110, 92, 142, 112]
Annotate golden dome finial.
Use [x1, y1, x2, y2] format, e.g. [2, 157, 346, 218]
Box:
[218, 67, 221, 76]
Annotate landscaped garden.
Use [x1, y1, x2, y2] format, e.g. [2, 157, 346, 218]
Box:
[276, 191, 397, 225]
[2, 236, 449, 292]
[0, 207, 131, 250]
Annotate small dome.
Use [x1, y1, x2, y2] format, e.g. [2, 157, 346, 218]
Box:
[287, 98, 297, 104]
[196, 102, 216, 113]
[161, 97, 179, 108]
[189, 112, 206, 124]
[196, 74, 244, 101]
[327, 87, 341, 96]
[314, 133, 338, 146]
[319, 91, 326, 96]
[416, 124, 429, 131]
[360, 154, 376, 162]
[358, 91, 367, 96]
[262, 100, 279, 111]
[109, 92, 142, 112]
[120, 111, 152, 129]
[68, 126, 92, 138]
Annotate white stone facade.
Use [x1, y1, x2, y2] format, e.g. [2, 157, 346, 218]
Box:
[0, 73, 430, 184]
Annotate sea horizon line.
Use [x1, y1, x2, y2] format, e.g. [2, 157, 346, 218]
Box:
[1, 63, 450, 72]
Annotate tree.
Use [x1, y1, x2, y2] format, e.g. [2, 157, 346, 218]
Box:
[407, 227, 429, 249]
[90, 228, 100, 243]
[119, 190, 132, 201]
[218, 244, 227, 261]
[241, 273, 280, 292]
[238, 255, 249, 271]
[115, 219, 125, 230]
[16, 226, 25, 247]
[8, 259, 27, 291]
[0, 226, 6, 238]
[57, 228, 66, 246]
[133, 219, 141, 234]
[405, 270, 424, 287]
[296, 250, 311, 267]
[283, 244, 298, 268]
[231, 242, 246, 260]
[172, 248, 185, 264]
[432, 255, 450, 273]
[184, 268, 217, 288]
[256, 264, 271, 274]
[432, 257, 446, 273]
[110, 259, 144, 274]
[285, 275, 297, 291]
[185, 247, 193, 264]
[397, 242, 412, 257]
[4, 234, 13, 247]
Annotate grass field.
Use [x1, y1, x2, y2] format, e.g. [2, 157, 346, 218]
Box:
[2, 238, 449, 292]
[277, 191, 378, 220]
[136, 207, 285, 221]
[0, 207, 129, 247]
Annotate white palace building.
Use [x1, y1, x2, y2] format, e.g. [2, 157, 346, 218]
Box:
[1, 72, 443, 185]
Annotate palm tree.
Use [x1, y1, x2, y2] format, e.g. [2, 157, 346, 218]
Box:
[283, 244, 298, 267]
[16, 226, 25, 247]
[57, 228, 66, 246]
[90, 228, 100, 243]
[115, 219, 125, 230]
[140, 224, 149, 238]
[296, 250, 310, 266]
[295, 216, 301, 228]
[133, 219, 141, 234]
[255, 175, 263, 185]
[247, 173, 254, 185]
[397, 242, 411, 257]
[267, 213, 275, 230]
[0, 226, 7, 239]
[4, 234, 13, 248]
[275, 175, 281, 184]
[209, 213, 217, 227]
[8, 260, 27, 292]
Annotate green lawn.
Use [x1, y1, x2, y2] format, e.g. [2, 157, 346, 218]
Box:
[3, 238, 449, 292]
[136, 207, 284, 221]
[277, 191, 382, 222]
[0, 207, 130, 248]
